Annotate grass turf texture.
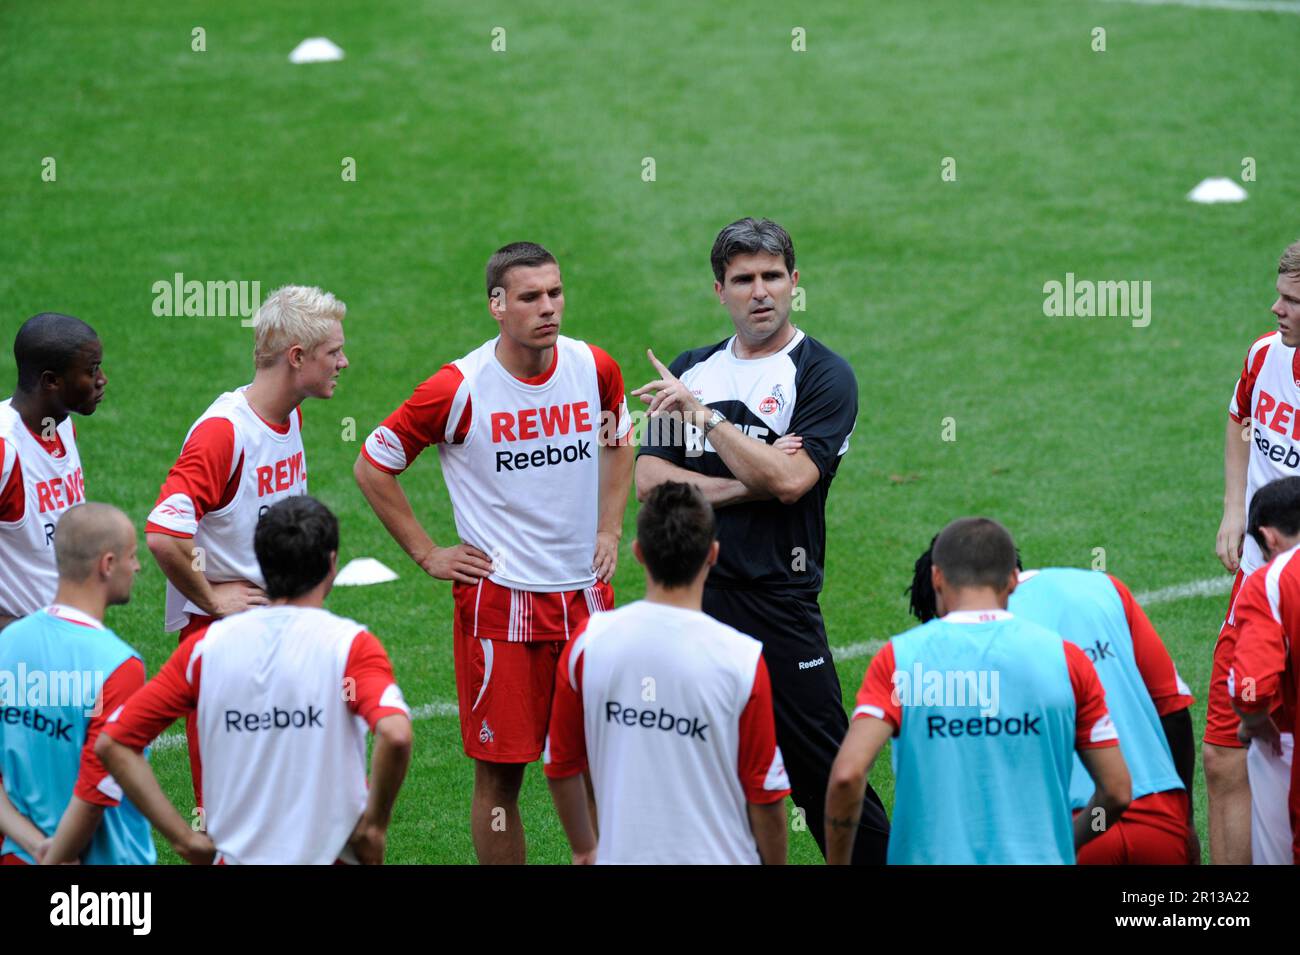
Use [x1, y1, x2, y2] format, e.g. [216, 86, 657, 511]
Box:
[3, 0, 1298, 864]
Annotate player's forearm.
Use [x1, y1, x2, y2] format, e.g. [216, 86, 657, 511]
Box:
[1223, 416, 1250, 510]
[42, 797, 103, 864]
[635, 454, 764, 507]
[0, 783, 46, 857]
[95, 737, 193, 852]
[146, 533, 220, 615]
[746, 801, 788, 865]
[547, 773, 598, 857]
[363, 715, 413, 830]
[1074, 748, 1132, 850]
[707, 420, 810, 504]
[353, 456, 438, 564]
[824, 774, 866, 865]
[597, 443, 633, 537]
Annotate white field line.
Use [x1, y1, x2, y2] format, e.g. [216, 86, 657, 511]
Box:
[149, 577, 1233, 748]
[826, 575, 1233, 664]
[1101, 0, 1300, 13]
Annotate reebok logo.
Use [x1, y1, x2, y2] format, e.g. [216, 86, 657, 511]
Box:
[223, 705, 323, 732]
[926, 712, 1041, 738]
[1251, 428, 1300, 470]
[605, 701, 708, 742]
[798, 656, 825, 670]
[1, 707, 73, 741]
[1080, 639, 1116, 664]
[495, 439, 591, 472]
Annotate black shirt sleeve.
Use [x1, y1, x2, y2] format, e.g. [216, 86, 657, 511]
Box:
[789, 348, 858, 480]
[634, 349, 692, 466]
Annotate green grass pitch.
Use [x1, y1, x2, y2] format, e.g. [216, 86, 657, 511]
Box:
[3, 0, 1298, 864]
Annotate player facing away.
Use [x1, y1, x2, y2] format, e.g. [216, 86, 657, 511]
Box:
[1229, 477, 1300, 864]
[907, 547, 1198, 864]
[0, 503, 153, 865]
[98, 497, 413, 865]
[544, 482, 791, 864]
[633, 217, 889, 863]
[1210, 240, 1300, 862]
[354, 242, 634, 864]
[826, 518, 1132, 865]
[0, 313, 105, 630]
[144, 285, 348, 804]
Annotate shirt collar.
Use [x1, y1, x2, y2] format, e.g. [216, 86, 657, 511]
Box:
[44, 604, 106, 630]
[941, 609, 1013, 624]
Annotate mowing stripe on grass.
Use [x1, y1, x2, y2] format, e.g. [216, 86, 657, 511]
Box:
[1103, 0, 1300, 13]
[826, 576, 1232, 663]
[147, 576, 1232, 749]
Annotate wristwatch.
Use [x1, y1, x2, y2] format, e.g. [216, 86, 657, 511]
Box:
[701, 409, 727, 437]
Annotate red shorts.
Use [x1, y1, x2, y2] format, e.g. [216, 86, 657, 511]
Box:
[452, 579, 612, 763]
[0, 853, 28, 865]
[1206, 570, 1246, 749]
[1076, 789, 1192, 864]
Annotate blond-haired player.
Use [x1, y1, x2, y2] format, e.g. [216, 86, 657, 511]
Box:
[144, 285, 349, 804]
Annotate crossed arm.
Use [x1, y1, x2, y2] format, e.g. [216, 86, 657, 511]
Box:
[632, 350, 820, 506]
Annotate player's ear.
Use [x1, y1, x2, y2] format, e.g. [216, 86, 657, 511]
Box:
[489, 287, 506, 319]
[631, 539, 645, 567]
[714, 280, 725, 304]
[790, 268, 799, 288]
[287, 344, 306, 370]
[706, 539, 720, 567]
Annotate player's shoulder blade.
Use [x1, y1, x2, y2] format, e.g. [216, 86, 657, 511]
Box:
[793, 332, 855, 380]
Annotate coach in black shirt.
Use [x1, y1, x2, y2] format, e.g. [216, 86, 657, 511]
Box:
[633, 217, 889, 865]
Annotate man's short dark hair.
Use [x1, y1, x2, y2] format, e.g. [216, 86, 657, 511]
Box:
[1248, 477, 1300, 552]
[908, 533, 1023, 623]
[709, 218, 796, 284]
[13, 312, 98, 393]
[636, 481, 716, 588]
[253, 496, 339, 600]
[930, 517, 1017, 590]
[485, 242, 557, 297]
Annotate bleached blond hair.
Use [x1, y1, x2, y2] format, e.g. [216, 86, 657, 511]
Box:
[253, 285, 346, 368]
[1280, 242, 1300, 277]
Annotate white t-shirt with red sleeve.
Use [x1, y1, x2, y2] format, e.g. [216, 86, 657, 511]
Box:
[0, 400, 85, 616]
[145, 387, 308, 631]
[543, 600, 790, 864]
[362, 335, 631, 640]
[103, 605, 410, 865]
[1229, 330, 1300, 576]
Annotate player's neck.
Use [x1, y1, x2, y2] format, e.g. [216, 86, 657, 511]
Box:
[643, 580, 704, 612]
[244, 372, 299, 425]
[10, 390, 65, 433]
[732, 322, 796, 360]
[940, 587, 1010, 616]
[49, 584, 107, 625]
[494, 337, 554, 381]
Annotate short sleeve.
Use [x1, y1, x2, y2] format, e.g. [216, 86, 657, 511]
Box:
[542, 628, 588, 779]
[343, 631, 411, 728]
[146, 417, 238, 537]
[0, 438, 23, 523]
[74, 657, 147, 806]
[788, 348, 858, 479]
[852, 642, 901, 732]
[737, 656, 791, 803]
[1229, 335, 1272, 424]
[588, 344, 632, 445]
[362, 365, 470, 474]
[1231, 569, 1288, 713]
[1108, 575, 1194, 715]
[103, 632, 206, 749]
[1064, 641, 1119, 749]
[635, 350, 691, 467]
